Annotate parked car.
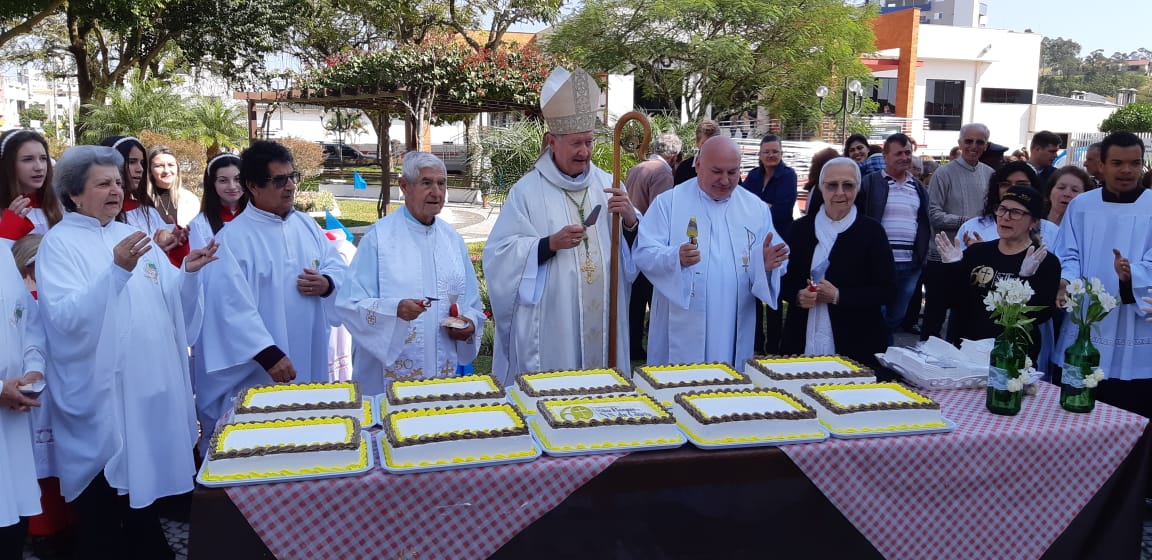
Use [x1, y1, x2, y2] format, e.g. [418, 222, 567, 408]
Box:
[320, 143, 376, 166]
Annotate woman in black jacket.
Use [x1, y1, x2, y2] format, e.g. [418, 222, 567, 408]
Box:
[781, 157, 895, 366]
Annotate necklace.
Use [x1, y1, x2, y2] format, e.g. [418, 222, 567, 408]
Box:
[562, 189, 597, 284]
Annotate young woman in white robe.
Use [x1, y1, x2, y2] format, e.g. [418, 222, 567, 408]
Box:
[100, 136, 189, 268]
[38, 146, 218, 557]
[0, 246, 46, 560]
[0, 130, 62, 246]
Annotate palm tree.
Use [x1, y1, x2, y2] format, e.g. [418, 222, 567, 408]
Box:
[80, 77, 188, 143]
[185, 97, 248, 158]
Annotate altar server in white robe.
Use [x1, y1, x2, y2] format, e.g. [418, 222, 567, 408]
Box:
[1056, 132, 1152, 419]
[38, 146, 218, 557]
[636, 136, 789, 367]
[483, 67, 639, 385]
[337, 152, 485, 393]
[197, 141, 346, 440]
[0, 244, 45, 559]
[0, 130, 63, 247]
[100, 136, 189, 267]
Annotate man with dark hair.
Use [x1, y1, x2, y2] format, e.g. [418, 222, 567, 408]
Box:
[673, 120, 721, 186]
[195, 140, 347, 441]
[1057, 131, 1152, 418]
[1082, 142, 1104, 189]
[1028, 130, 1062, 189]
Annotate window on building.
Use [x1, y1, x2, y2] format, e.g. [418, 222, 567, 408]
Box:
[871, 78, 898, 114]
[981, 88, 1033, 104]
[924, 79, 964, 131]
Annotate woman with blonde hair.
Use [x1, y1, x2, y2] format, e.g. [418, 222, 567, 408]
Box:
[147, 146, 200, 227]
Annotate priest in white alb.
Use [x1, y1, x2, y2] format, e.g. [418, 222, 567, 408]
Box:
[635, 136, 789, 367]
[1056, 131, 1152, 418]
[483, 67, 639, 385]
[197, 141, 346, 441]
[336, 152, 485, 394]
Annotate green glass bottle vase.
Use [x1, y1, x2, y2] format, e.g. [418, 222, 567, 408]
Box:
[1060, 326, 1100, 413]
[987, 333, 1025, 415]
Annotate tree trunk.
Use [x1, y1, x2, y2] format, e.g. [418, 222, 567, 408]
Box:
[376, 110, 392, 218]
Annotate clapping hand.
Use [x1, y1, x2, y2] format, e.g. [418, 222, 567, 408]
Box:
[762, 232, 789, 271]
[962, 230, 984, 248]
[7, 195, 31, 218]
[1019, 245, 1048, 278]
[935, 232, 963, 263]
[1114, 249, 1132, 283]
[185, 240, 219, 273]
[113, 231, 152, 271]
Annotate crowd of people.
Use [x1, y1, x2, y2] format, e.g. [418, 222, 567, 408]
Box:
[2, 65, 1151, 558]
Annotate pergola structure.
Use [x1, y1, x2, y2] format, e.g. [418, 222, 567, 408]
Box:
[234, 85, 536, 216]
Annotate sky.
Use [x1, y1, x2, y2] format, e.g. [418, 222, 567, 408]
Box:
[987, 0, 1146, 57]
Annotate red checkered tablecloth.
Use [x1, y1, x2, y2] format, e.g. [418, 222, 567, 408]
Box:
[225, 446, 623, 560]
[781, 383, 1148, 560]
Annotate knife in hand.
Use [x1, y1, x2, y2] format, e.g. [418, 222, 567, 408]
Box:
[583, 204, 602, 228]
[686, 216, 698, 246]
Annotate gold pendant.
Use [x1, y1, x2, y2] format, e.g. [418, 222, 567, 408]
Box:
[581, 254, 597, 284]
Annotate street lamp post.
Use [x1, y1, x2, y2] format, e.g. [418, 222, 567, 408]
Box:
[817, 77, 865, 142]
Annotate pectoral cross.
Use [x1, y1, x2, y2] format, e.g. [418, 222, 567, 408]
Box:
[581, 255, 597, 284]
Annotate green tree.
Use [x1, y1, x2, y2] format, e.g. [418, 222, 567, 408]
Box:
[0, 0, 64, 50]
[543, 0, 875, 125]
[18, 104, 48, 128]
[185, 96, 248, 158]
[80, 76, 188, 142]
[1100, 103, 1152, 132]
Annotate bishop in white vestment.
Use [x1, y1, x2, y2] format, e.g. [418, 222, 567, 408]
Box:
[337, 153, 485, 394]
[636, 137, 788, 367]
[483, 67, 639, 385]
[196, 142, 346, 437]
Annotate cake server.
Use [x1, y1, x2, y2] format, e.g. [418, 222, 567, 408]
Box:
[686, 216, 698, 246]
[583, 204, 602, 227]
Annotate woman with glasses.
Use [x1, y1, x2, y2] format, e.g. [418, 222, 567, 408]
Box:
[955, 161, 1059, 248]
[935, 185, 1060, 360]
[780, 157, 894, 366]
[742, 135, 798, 354]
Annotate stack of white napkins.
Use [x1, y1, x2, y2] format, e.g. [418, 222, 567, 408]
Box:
[882, 336, 1041, 385]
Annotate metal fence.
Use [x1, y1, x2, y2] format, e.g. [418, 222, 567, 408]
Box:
[1066, 132, 1152, 168]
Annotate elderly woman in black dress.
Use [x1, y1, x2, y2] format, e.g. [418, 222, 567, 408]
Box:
[781, 157, 894, 366]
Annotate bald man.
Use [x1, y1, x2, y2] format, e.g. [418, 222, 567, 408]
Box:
[635, 137, 790, 367]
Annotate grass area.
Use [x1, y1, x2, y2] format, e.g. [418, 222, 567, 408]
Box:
[313, 199, 400, 228]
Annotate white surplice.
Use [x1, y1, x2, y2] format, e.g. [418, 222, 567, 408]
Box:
[1054, 189, 1152, 380]
[38, 212, 202, 507]
[0, 249, 44, 526]
[124, 205, 169, 236]
[635, 180, 785, 367]
[196, 206, 346, 433]
[482, 150, 636, 386]
[336, 209, 485, 394]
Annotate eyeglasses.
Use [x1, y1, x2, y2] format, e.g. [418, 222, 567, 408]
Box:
[265, 172, 301, 189]
[822, 181, 857, 192]
[994, 205, 1030, 220]
[961, 138, 987, 146]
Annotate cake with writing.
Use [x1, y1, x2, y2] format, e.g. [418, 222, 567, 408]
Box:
[380, 403, 538, 469]
[510, 368, 636, 414]
[232, 382, 369, 425]
[383, 374, 506, 412]
[802, 382, 947, 435]
[633, 363, 752, 406]
[529, 394, 685, 453]
[672, 388, 826, 446]
[744, 355, 875, 398]
[199, 417, 370, 483]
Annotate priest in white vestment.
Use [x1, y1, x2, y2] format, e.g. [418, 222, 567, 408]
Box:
[38, 146, 218, 555]
[483, 67, 640, 385]
[197, 141, 346, 440]
[636, 137, 789, 367]
[0, 246, 45, 553]
[337, 152, 485, 394]
[1054, 132, 1152, 417]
